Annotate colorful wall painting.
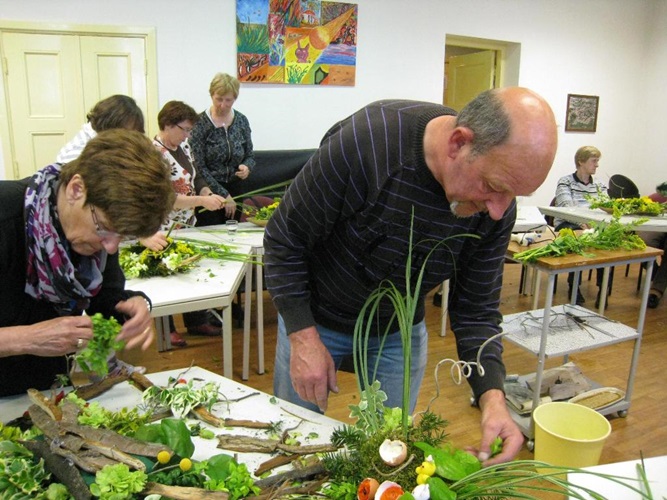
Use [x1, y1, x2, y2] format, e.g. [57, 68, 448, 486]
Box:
[236, 0, 358, 86]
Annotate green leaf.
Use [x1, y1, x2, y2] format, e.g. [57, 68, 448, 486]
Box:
[415, 442, 481, 481]
[428, 476, 457, 500]
[204, 453, 235, 481]
[160, 419, 195, 459]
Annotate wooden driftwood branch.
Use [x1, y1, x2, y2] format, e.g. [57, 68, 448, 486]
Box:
[254, 454, 300, 477]
[21, 439, 92, 500]
[253, 462, 327, 490]
[73, 367, 130, 400]
[217, 433, 339, 454]
[143, 482, 229, 499]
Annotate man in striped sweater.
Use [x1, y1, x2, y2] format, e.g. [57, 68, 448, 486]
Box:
[264, 87, 557, 465]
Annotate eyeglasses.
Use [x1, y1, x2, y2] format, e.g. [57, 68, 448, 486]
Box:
[176, 124, 193, 134]
[90, 205, 123, 241]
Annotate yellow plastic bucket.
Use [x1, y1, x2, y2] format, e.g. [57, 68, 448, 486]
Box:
[533, 402, 611, 468]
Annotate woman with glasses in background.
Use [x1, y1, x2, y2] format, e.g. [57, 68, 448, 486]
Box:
[139, 101, 228, 346]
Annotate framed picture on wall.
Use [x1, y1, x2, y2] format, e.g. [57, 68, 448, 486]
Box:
[565, 94, 599, 132]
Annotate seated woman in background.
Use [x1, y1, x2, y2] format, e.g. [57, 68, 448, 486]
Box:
[0, 130, 175, 397]
[638, 183, 667, 308]
[56, 94, 145, 164]
[190, 72, 255, 226]
[553, 145, 611, 307]
[140, 101, 228, 346]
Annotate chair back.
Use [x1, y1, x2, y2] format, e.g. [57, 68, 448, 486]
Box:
[544, 196, 557, 227]
[608, 175, 640, 199]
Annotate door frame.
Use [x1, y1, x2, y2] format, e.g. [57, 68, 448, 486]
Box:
[444, 34, 522, 105]
[0, 20, 159, 179]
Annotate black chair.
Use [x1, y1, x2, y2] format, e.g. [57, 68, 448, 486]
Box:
[608, 174, 640, 199]
[607, 174, 644, 290]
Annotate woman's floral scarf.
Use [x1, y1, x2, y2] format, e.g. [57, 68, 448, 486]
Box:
[24, 164, 103, 314]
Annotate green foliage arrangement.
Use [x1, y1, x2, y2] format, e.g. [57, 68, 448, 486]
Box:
[514, 216, 647, 263]
[587, 193, 665, 215]
[75, 313, 124, 376]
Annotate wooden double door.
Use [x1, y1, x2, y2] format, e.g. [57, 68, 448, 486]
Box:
[1, 24, 156, 179]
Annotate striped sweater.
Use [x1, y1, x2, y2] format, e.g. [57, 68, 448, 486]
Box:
[553, 172, 607, 228]
[264, 99, 516, 398]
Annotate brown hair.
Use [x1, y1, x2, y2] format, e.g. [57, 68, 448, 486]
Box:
[157, 101, 199, 130]
[87, 95, 145, 134]
[574, 146, 601, 167]
[60, 129, 175, 237]
[209, 73, 240, 99]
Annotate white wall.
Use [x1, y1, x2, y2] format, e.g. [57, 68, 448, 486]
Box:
[0, 0, 664, 206]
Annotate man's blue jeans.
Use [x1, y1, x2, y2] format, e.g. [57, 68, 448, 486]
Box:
[273, 315, 428, 414]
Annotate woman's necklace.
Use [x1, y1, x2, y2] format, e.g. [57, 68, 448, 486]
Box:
[211, 108, 234, 128]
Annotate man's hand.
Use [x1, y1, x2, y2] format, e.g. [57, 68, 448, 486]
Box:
[472, 389, 524, 466]
[288, 327, 338, 411]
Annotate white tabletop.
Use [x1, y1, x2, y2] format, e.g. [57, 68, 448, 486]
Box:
[568, 455, 667, 499]
[125, 228, 253, 377]
[515, 205, 547, 232]
[539, 206, 667, 232]
[0, 367, 342, 477]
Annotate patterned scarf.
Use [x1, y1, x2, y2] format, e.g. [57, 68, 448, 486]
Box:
[24, 164, 103, 314]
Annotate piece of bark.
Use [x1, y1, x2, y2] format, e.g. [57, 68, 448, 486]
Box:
[129, 370, 155, 391]
[223, 418, 273, 429]
[60, 420, 170, 457]
[254, 453, 299, 476]
[191, 405, 225, 427]
[253, 462, 327, 490]
[143, 482, 229, 499]
[49, 443, 105, 474]
[74, 368, 130, 400]
[217, 434, 280, 453]
[217, 434, 339, 455]
[22, 439, 92, 500]
[254, 477, 327, 499]
[81, 438, 147, 470]
[27, 388, 62, 420]
[28, 404, 62, 439]
[276, 442, 339, 454]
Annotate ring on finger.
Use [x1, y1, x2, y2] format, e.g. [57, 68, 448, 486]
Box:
[76, 338, 84, 349]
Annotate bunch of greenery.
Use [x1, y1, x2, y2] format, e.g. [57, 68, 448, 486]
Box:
[75, 313, 124, 376]
[66, 393, 152, 436]
[0, 424, 66, 499]
[241, 198, 281, 221]
[514, 216, 647, 262]
[587, 193, 665, 215]
[119, 234, 253, 279]
[141, 379, 221, 419]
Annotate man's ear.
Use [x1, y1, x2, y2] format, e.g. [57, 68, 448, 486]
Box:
[448, 127, 474, 158]
[65, 174, 86, 205]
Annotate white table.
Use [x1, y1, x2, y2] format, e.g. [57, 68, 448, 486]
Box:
[126, 228, 252, 379]
[568, 455, 667, 499]
[539, 206, 667, 233]
[0, 367, 342, 477]
[515, 205, 548, 232]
